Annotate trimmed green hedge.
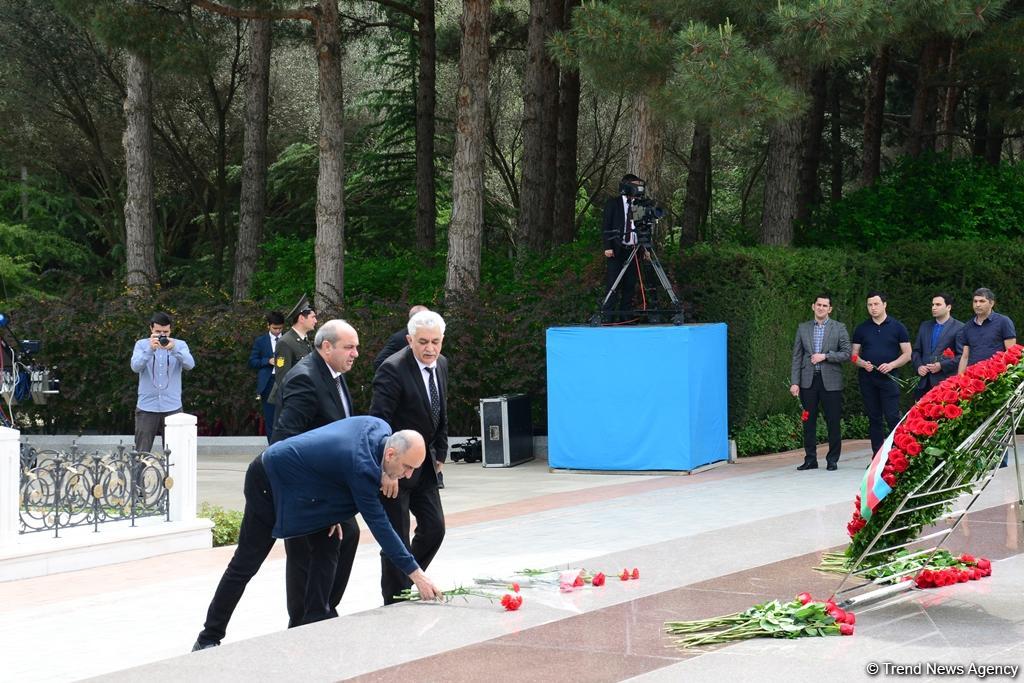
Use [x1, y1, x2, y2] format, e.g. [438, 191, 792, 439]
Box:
[5, 241, 1024, 442]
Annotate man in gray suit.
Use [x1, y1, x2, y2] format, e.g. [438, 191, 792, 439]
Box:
[790, 294, 851, 471]
[911, 292, 964, 400]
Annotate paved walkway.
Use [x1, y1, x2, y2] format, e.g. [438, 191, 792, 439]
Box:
[2, 441, 1022, 682]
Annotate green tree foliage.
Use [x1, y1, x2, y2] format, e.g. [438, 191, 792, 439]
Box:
[799, 156, 1024, 245]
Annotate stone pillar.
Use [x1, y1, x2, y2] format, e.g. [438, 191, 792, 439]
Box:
[164, 413, 197, 522]
[0, 426, 21, 545]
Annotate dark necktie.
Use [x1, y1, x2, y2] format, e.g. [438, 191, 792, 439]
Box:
[335, 375, 349, 417]
[425, 367, 440, 427]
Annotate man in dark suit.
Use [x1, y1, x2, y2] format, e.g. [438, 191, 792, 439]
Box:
[272, 319, 360, 628]
[600, 173, 643, 321]
[248, 311, 285, 442]
[370, 310, 449, 605]
[268, 297, 317, 407]
[789, 294, 851, 471]
[911, 293, 964, 399]
[373, 305, 428, 371]
[192, 417, 441, 650]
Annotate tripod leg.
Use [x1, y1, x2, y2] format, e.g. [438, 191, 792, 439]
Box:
[645, 249, 682, 306]
[600, 246, 641, 311]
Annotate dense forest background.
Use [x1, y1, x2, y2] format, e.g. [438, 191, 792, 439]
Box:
[2, 0, 1024, 450]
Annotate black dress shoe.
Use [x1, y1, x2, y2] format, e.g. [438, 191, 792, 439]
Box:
[192, 640, 219, 652]
[796, 462, 818, 470]
[826, 463, 838, 471]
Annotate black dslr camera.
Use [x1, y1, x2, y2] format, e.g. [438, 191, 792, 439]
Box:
[619, 180, 665, 248]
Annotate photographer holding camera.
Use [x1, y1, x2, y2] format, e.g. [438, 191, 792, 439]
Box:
[601, 173, 646, 322]
[131, 311, 195, 453]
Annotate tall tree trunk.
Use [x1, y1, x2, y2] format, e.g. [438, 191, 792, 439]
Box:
[414, 0, 437, 253]
[233, 18, 272, 302]
[627, 94, 663, 195]
[906, 38, 942, 157]
[760, 117, 803, 245]
[796, 68, 827, 224]
[972, 89, 990, 158]
[516, 0, 558, 254]
[829, 69, 843, 202]
[314, 0, 345, 314]
[123, 51, 158, 294]
[551, 0, 580, 245]
[860, 46, 888, 186]
[444, 0, 491, 300]
[679, 123, 711, 248]
[934, 41, 959, 155]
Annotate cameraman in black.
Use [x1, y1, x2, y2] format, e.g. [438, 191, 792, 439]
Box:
[130, 311, 195, 453]
[601, 174, 645, 322]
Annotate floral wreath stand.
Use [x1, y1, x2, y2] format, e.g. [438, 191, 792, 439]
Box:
[832, 381, 1024, 610]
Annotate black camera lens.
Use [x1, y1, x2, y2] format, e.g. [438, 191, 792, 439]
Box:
[158, 335, 169, 346]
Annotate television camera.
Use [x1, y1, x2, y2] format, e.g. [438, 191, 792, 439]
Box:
[0, 312, 60, 429]
[594, 179, 684, 325]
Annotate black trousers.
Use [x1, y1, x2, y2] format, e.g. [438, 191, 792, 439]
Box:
[602, 247, 639, 319]
[859, 371, 901, 455]
[799, 373, 843, 465]
[197, 455, 275, 646]
[134, 408, 181, 453]
[284, 517, 360, 627]
[380, 480, 445, 605]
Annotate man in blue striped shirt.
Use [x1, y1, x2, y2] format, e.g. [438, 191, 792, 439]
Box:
[131, 311, 195, 453]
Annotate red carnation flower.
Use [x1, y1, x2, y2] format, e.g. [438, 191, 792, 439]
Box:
[573, 576, 585, 587]
[631, 568, 640, 580]
[591, 572, 606, 587]
[801, 410, 810, 422]
[851, 354, 859, 364]
[504, 594, 523, 611]
[620, 569, 630, 581]
[942, 347, 954, 358]
[796, 592, 812, 605]
[501, 594, 512, 607]
[511, 582, 520, 592]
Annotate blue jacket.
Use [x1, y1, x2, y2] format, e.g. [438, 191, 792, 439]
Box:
[261, 416, 418, 575]
[249, 333, 276, 398]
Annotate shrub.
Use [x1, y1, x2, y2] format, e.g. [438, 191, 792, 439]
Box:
[198, 502, 244, 547]
[733, 413, 870, 457]
[799, 156, 1024, 246]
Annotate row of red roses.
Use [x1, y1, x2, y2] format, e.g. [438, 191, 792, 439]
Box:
[846, 345, 1024, 539]
[910, 555, 992, 588]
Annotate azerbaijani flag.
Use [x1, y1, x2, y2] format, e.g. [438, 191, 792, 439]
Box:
[859, 413, 909, 521]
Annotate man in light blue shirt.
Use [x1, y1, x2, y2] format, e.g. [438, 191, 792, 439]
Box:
[131, 311, 195, 453]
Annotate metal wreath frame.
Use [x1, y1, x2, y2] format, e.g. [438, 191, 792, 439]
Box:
[832, 381, 1024, 609]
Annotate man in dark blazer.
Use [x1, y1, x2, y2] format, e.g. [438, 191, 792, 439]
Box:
[192, 417, 441, 650]
[272, 319, 360, 628]
[789, 294, 852, 471]
[248, 311, 285, 442]
[268, 297, 317, 407]
[600, 173, 644, 321]
[912, 293, 964, 400]
[373, 304, 428, 371]
[370, 309, 449, 605]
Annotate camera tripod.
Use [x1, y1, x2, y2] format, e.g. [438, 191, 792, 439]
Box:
[591, 243, 684, 325]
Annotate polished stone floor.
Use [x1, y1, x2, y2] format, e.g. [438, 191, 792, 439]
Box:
[2, 441, 1022, 682]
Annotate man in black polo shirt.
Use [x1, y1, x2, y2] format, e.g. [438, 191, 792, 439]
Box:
[957, 287, 1017, 373]
[851, 291, 912, 455]
[957, 287, 1017, 468]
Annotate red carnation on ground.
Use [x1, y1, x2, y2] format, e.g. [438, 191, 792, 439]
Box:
[591, 572, 606, 587]
[619, 569, 630, 581]
[631, 568, 640, 580]
[839, 623, 854, 636]
[510, 582, 520, 593]
[573, 576, 585, 588]
[796, 592, 812, 605]
[503, 594, 523, 611]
